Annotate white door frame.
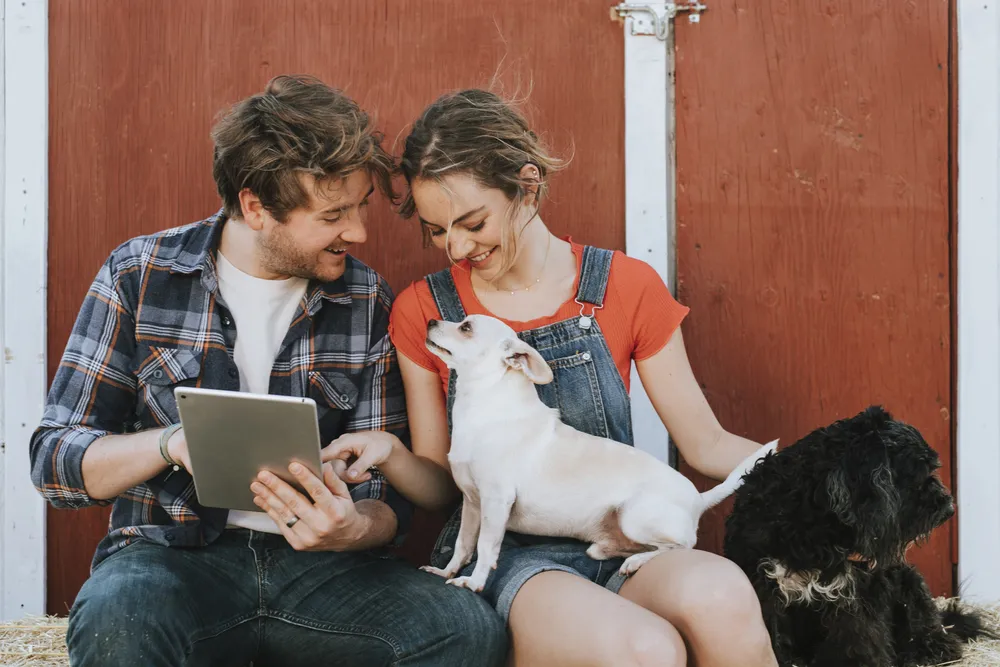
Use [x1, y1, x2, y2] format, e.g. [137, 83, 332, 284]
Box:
[616, 3, 704, 467]
[0, 0, 48, 620]
[956, 0, 1000, 603]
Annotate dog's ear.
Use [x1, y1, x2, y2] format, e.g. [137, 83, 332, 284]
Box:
[503, 339, 554, 385]
[825, 437, 902, 566]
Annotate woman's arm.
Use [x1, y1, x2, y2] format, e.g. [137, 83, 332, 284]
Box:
[325, 352, 459, 511]
[635, 328, 765, 481]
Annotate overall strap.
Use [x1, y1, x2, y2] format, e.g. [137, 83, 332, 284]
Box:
[575, 246, 614, 306]
[424, 268, 466, 436]
[425, 268, 468, 322]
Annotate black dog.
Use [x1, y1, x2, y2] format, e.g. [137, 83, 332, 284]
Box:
[724, 406, 992, 667]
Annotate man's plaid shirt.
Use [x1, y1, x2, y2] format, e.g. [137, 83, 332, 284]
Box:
[29, 210, 411, 568]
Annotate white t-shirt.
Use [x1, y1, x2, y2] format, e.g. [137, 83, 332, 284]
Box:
[215, 251, 308, 533]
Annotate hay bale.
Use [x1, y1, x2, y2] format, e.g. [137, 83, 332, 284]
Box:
[0, 599, 996, 666]
[0, 615, 68, 666]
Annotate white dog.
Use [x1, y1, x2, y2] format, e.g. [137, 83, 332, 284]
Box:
[420, 314, 777, 592]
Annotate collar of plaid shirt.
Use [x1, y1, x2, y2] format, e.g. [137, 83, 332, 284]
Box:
[30, 209, 410, 569]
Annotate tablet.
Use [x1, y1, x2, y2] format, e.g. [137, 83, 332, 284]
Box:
[174, 387, 324, 512]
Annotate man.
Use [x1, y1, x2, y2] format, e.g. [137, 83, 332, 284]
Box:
[30, 75, 507, 667]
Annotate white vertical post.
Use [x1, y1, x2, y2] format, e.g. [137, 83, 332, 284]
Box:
[956, 0, 1000, 603]
[618, 4, 687, 465]
[1, 0, 48, 620]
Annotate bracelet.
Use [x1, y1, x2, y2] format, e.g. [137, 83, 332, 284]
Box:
[159, 423, 183, 471]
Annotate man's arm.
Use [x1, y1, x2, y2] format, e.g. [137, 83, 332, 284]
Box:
[80, 428, 187, 500]
[29, 253, 170, 506]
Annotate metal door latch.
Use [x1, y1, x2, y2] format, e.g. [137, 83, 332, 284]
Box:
[611, 2, 708, 38]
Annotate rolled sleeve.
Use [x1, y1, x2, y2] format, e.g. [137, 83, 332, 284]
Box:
[29, 255, 137, 508]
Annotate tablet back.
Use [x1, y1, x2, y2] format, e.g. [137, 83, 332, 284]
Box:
[174, 387, 323, 512]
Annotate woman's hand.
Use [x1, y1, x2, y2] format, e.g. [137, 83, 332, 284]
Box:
[322, 431, 400, 483]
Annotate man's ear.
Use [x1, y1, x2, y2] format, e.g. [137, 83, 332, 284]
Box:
[503, 338, 553, 385]
[238, 188, 267, 230]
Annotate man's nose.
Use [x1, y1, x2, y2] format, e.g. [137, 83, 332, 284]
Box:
[340, 213, 367, 245]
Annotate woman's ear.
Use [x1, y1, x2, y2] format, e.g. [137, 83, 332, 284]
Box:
[518, 163, 541, 204]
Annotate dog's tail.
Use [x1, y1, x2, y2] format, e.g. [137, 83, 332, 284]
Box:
[698, 439, 778, 511]
[941, 599, 999, 641]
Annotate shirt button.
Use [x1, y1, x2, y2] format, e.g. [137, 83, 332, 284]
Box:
[341, 394, 350, 403]
[153, 369, 164, 380]
[228, 368, 239, 379]
[221, 315, 232, 326]
[582, 352, 592, 361]
[165, 534, 175, 542]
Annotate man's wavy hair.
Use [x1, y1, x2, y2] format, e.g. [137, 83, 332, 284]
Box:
[212, 74, 395, 221]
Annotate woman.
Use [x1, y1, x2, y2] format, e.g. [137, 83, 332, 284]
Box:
[328, 89, 778, 667]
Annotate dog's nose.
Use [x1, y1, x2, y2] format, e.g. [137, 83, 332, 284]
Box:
[428, 320, 439, 329]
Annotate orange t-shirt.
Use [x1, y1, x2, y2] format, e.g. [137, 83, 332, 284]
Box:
[388, 241, 690, 395]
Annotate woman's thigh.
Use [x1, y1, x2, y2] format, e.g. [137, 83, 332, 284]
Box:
[507, 570, 686, 667]
[618, 549, 776, 667]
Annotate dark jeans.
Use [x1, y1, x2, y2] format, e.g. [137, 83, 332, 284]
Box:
[67, 529, 507, 666]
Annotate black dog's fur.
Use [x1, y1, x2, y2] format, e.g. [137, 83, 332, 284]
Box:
[724, 406, 993, 667]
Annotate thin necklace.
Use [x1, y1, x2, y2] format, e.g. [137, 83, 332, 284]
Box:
[494, 234, 552, 296]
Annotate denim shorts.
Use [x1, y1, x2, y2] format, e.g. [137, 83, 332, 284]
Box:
[450, 538, 629, 623]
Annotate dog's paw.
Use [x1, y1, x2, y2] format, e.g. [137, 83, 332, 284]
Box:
[420, 565, 455, 579]
[446, 575, 487, 593]
[619, 551, 660, 576]
[586, 543, 614, 560]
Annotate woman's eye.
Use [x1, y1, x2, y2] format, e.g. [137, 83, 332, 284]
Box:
[429, 227, 446, 237]
[469, 221, 486, 233]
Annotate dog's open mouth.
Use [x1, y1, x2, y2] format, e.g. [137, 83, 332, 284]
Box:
[425, 338, 451, 356]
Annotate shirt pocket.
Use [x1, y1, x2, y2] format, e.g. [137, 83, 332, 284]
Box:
[136, 347, 203, 426]
[308, 370, 359, 440]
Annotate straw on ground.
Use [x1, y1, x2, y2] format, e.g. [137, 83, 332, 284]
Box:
[0, 599, 998, 666]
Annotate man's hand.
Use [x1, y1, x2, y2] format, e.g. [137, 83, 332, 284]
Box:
[251, 462, 373, 551]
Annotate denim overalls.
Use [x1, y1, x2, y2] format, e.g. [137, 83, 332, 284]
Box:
[426, 246, 635, 622]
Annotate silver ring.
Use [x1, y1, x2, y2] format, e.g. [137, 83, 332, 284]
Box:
[285, 516, 299, 528]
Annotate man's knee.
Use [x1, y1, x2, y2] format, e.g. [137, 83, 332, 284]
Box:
[68, 559, 191, 667]
[69, 576, 151, 665]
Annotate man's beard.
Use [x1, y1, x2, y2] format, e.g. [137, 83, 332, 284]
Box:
[256, 228, 322, 281]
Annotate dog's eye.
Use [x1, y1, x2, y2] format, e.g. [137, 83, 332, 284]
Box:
[459, 321, 472, 334]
